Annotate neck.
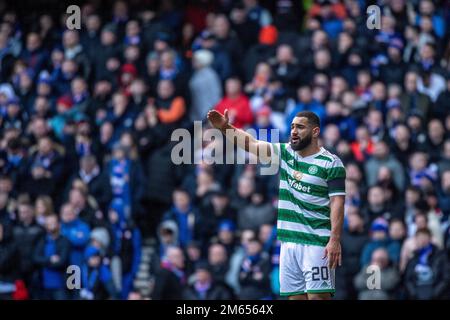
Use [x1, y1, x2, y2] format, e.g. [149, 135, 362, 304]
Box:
[177, 205, 189, 213]
[296, 143, 321, 157]
[49, 231, 59, 239]
[22, 219, 33, 226]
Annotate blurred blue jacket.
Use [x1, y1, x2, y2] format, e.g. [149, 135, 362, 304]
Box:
[61, 218, 91, 268]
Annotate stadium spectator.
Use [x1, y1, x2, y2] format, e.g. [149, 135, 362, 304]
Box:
[25, 136, 65, 200]
[404, 228, 449, 300]
[400, 71, 431, 121]
[390, 124, 415, 167]
[80, 245, 118, 300]
[360, 218, 402, 267]
[215, 219, 237, 258]
[361, 185, 392, 224]
[182, 261, 234, 300]
[60, 203, 90, 268]
[286, 85, 326, 130]
[151, 245, 186, 300]
[0, 219, 20, 299]
[207, 242, 230, 285]
[433, 76, 450, 119]
[20, 32, 48, 76]
[238, 238, 271, 300]
[437, 170, 450, 217]
[437, 140, 450, 176]
[1, 137, 28, 193]
[269, 44, 300, 98]
[237, 188, 275, 231]
[162, 188, 201, 249]
[34, 196, 54, 227]
[197, 186, 236, 240]
[388, 218, 407, 267]
[0, 0, 448, 300]
[66, 155, 112, 214]
[13, 198, 44, 296]
[189, 49, 222, 122]
[33, 214, 70, 300]
[108, 143, 146, 220]
[107, 203, 142, 296]
[149, 220, 179, 279]
[354, 248, 400, 300]
[364, 141, 406, 192]
[212, 14, 244, 78]
[426, 119, 446, 163]
[184, 240, 202, 277]
[336, 209, 368, 300]
[245, 62, 277, 113]
[67, 186, 104, 229]
[214, 77, 253, 129]
[242, 25, 278, 83]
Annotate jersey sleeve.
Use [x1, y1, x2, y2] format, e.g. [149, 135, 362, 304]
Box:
[327, 156, 346, 197]
[270, 142, 281, 157]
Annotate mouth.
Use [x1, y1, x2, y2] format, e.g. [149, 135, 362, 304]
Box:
[291, 136, 300, 144]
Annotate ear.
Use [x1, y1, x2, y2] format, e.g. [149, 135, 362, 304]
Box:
[313, 126, 321, 138]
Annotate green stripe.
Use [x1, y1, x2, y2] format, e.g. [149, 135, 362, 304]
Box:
[307, 289, 335, 294]
[279, 291, 306, 296]
[272, 143, 280, 156]
[279, 166, 329, 198]
[327, 166, 346, 181]
[281, 149, 328, 180]
[315, 154, 333, 162]
[277, 229, 329, 247]
[281, 144, 346, 181]
[278, 209, 331, 230]
[279, 189, 330, 216]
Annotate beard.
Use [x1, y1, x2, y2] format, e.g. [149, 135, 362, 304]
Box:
[290, 133, 312, 151]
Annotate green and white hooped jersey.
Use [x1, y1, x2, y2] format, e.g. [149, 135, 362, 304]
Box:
[271, 143, 346, 247]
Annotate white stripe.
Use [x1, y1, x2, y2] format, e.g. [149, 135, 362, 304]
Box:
[309, 158, 331, 168]
[271, 143, 280, 156]
[323, 149, 344, 167]
[285, 145, 345, 171]
[280, 160, 327, 187]
[328, 192, 346, 197]
[285, 145, 327, 164]
[277, 220, 330, 237]
[278, 199, 329, 220]
[280, 179, 330, 207]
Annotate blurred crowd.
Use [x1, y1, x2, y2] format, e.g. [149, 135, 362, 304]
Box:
[0, 0, 449, 300]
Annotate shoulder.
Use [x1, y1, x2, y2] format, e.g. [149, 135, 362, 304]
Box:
[58, 235, 71, 245]
[269, 142, 285, 156]
[320, 148, 345, 169]
[321, 148, 343, 162]
[35, 236, 46, 246]
[78, 219, 90, 229]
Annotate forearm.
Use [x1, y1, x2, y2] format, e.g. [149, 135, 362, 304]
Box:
[218, 122, 258, 154]
[208, 109, 270, 159]
[329, 196, 345, 241]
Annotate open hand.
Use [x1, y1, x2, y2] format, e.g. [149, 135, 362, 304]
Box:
[323, 238, 342, 269]
[207, 109, 229, 130]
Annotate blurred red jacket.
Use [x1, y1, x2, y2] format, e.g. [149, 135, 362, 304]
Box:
[215, 94, 254, 129]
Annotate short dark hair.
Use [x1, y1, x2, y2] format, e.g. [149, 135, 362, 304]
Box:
[415, 227, 431, 238]
[295, 111, 320, 128]
[248, 237, 261, 245]
[174, 187, 190, 196]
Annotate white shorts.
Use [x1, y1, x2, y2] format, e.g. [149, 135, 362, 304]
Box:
[279, 242, 335, 296]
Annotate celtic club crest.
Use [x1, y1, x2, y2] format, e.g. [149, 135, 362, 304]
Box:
[308, 166, 318, 175]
